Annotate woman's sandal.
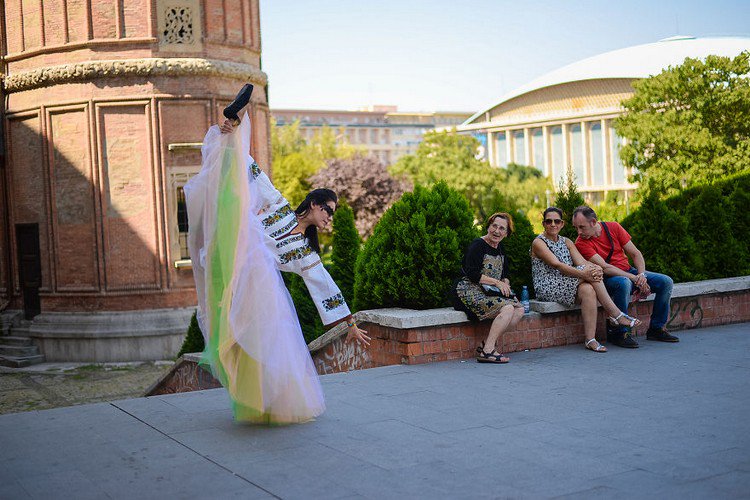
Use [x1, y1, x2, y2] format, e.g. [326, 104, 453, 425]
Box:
[585, 338, 607, 353]
[476, 349, 510, 364]
[607, 311, 642, 328]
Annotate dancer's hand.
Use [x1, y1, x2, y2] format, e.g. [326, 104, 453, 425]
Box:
[219, 119, 235, 134]
[346, 324, 371, 347]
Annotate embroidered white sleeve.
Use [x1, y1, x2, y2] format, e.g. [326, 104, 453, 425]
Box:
[248, 161, 284, 209]
[301, 261, 351, 326]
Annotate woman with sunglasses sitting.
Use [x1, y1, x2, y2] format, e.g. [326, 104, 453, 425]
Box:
[531, 207, 641, 353]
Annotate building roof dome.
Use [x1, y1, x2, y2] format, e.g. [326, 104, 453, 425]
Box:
[465, 36, 750, 125]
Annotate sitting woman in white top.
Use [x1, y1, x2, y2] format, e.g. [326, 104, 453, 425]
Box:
[185, 84, 369, 425]
[530, 207, 641, 353]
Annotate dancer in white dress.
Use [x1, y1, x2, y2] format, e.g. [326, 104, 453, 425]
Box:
[185, 86, 369, 424]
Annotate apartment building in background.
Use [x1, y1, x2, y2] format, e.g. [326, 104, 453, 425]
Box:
[272, 107, 471, 165]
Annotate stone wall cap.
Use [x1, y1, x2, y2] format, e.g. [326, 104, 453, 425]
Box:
[355, 276, 750, 325]
[356, 307, 470, 329]
[531, 275, 750, 312]
[669, 276, 750, 298]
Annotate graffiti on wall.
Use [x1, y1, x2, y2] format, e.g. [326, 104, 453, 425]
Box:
[146, 359, 221, 396]
[666, 298, 703, 330]
[313, 335, 371, 375]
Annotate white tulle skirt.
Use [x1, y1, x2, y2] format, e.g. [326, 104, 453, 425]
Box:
[184, 115, 325, 424]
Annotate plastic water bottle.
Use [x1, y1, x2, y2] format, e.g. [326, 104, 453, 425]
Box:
[521, 286, 530, 314]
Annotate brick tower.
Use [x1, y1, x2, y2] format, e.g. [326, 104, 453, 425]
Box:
[0, 0, 270, 361]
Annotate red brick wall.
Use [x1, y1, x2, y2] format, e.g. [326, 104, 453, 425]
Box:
[1, 1, 269, 313]
[48, 105, 99, 291]
[98, 103, 161, 291]
[6, 113, 51, 294]
[311, 290, 750, 374]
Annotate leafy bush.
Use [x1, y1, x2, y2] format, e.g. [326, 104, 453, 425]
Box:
[621, 194, 702, 283]
[728, 182, 750, 254]
[500, 210, 537, 298]
[685, 185, 748, 279]
[177, 311, 205, 357]
[595, 191, 632, 222]
[484, 195, 537, 297]
[354, 182, 478, 310]
[283, 272, 324, 344]
[617, 172, 750, 283]
[330, 201, 360, 307]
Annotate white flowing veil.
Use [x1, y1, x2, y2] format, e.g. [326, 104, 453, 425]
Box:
[184, 113, 325, 424]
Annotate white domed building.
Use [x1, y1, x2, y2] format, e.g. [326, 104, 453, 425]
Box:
[457, 36, 750, 203]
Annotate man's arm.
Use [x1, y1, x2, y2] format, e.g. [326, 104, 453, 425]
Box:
[622, 241, 649, 290]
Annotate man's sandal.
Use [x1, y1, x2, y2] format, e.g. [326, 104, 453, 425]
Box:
[607, 311, 641, 328]
[476, 350, 510, 364]
[585, 338, 607, 353]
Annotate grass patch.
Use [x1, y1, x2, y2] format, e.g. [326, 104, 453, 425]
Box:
[77, 364, 103, 372]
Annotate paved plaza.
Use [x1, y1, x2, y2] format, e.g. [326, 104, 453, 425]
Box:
[1, 322, 748, 499]
[0, 362, 173, 415]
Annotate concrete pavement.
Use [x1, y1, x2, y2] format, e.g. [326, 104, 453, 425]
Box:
[1, 322, 748, 499]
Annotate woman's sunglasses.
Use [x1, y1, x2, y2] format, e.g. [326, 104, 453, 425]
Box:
[544, 218, 563, 225]
[320, 205, 335, 217]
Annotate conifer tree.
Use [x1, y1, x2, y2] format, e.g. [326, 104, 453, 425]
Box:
[354, 182, 477, 310]
[685, 185, 747, 279]
[621, 193, 702, 283]
[177, 311, 205, 357]
[553, 167, 586, 241]
[330, 201, 360, 307]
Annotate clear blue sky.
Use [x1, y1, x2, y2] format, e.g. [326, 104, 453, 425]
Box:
[259, 0, 750, 113]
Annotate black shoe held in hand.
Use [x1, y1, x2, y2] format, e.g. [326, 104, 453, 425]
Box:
[223, 84, 254, 123]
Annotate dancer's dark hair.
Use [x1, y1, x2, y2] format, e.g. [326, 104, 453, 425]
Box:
[295, 189, 338, 253]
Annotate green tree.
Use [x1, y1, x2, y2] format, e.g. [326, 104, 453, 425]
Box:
[621, 193, 702, 283]
[684, 185, 748, 279]
[177, 311, 205, 357]
[282, 272, 324, 344]
[615, 51, 750, 197]
[330, 201, 360, 306]
[506, 163, 543, 182]
[595, 191, 631, 223]
[500, 210, 537, 297]
[272, 152, 319, 207]
[310, 154, 410, 237]
[501, 163, 552, 213]
[271, 119, 357, 206]
[390, 131, 550, 221]
[354, 182, 478, 310]
[553, 168, 586, 241]
[728, 182, 750, 254]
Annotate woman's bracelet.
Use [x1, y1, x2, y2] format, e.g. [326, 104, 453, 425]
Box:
[346, 318, 356, 328]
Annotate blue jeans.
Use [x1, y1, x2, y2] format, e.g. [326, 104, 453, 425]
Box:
[604, 268, 673, 334]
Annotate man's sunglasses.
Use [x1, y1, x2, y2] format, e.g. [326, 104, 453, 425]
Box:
[544, 218, 563, 225]
[321, 205, 335, 217]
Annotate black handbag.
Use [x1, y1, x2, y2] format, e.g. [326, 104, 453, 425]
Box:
[481, 284, 503, 296]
